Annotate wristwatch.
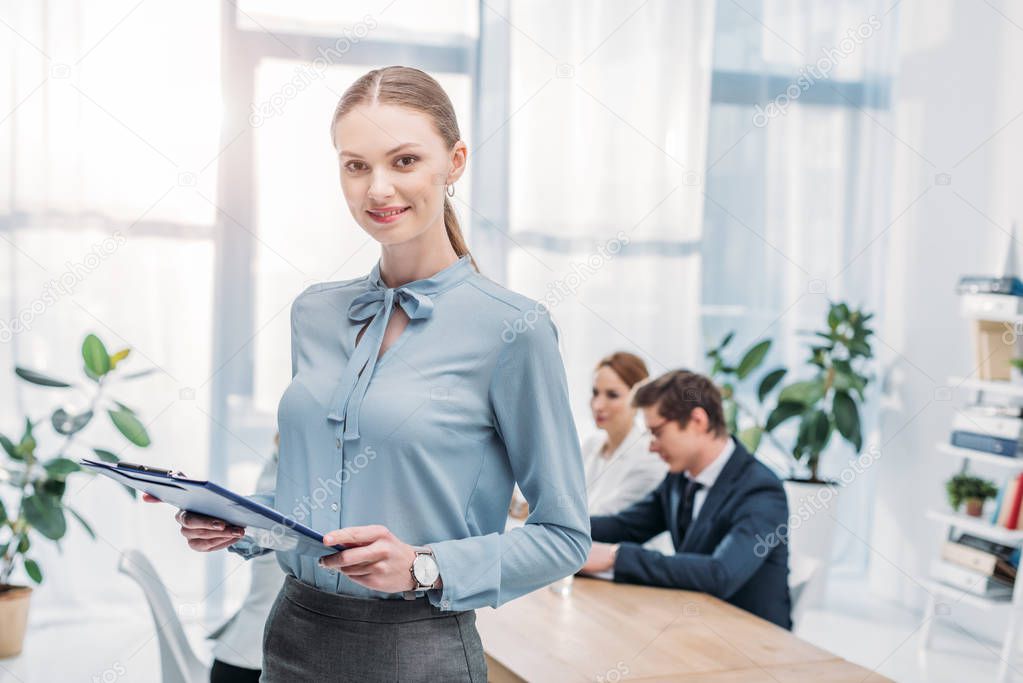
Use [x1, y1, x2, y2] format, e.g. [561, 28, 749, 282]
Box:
[403, 546, 440, 600]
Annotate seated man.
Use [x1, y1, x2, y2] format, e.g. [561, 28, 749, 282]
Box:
[580, 370, 792, 629]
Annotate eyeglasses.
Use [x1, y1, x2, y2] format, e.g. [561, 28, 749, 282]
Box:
[646, 419, 670, 440]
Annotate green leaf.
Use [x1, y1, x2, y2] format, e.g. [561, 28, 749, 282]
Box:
[23, 494, 67, 540]
[50, 408, 93, 436]
[43, 458, 81, 479]
[112, 400, 136, 414]
[778, 380, 826, 407]
[119, 483, 138, 499]
[109, 348, 130, 369]
[0, 499, 6, 525]
[92, 448, 120, 463]
[736, 340, 771, 380]
[738, 426, 764, 453]
[0, 434, 20, 461]
[797, 409, 833, 457]
[119, 368, 159, 381]
[17, 534, 30, 553]
[766, 401, 804, 431]
[23, 558, 42, 584]
[833, 390, 862, 452]
[66, 507, 95, 540]
[719, 331, 735, 350]
[758, 368, 787, 402]
[14, 367, 72, 388]
[82, 334, 111, 377]
[39, 478, 66, 499]
[17, 418, 36, 459]
[848, 338, 872, 358]
[108, 409, 151, 447]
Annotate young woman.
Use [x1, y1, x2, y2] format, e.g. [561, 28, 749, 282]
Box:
[583, 352, 666, 515]
[148, 66, 590, 681]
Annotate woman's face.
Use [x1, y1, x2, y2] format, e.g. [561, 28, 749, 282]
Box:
[333, 103, 466, 247]
[590, 366, 635, 433]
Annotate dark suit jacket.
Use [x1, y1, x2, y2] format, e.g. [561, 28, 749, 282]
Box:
[590, 438, 792, 629]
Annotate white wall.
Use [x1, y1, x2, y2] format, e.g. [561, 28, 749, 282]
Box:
[869, 0, 1023, 643]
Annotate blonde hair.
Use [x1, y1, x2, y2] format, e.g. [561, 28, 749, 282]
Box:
[330, 66, 478, 272]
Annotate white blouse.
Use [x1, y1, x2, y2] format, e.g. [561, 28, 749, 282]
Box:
[582, 420, 668, 516]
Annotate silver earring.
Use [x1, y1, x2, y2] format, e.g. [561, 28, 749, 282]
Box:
[446, 184, 455, 198]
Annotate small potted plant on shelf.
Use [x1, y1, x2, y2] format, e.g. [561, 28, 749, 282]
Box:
[1010, 358, 1023, 385]
[0, 334, 155, 658]
[945, 473, 998, 517]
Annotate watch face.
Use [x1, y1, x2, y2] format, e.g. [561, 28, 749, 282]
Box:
[413, 553, 439, 586]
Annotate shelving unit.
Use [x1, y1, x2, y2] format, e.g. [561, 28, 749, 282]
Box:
[921, 376, 1023, 683]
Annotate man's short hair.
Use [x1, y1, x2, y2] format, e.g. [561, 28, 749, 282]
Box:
[631, 370, 728, 437]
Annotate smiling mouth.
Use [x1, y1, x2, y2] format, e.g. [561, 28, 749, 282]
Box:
[367, 206, 410, 220]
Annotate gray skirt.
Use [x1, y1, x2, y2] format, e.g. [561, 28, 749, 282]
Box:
[260, 574, 488, 682]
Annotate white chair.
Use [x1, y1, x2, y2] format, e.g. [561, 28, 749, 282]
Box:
[118, 549, 208, 683]
[788, 554, 822, 628]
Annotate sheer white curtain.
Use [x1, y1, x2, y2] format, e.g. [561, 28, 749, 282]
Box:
[0, 0, 222, 618]
[501, 0, 717, 432]
[701, 0, 898, 568]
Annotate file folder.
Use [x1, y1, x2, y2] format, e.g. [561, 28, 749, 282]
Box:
[80, 458, 346, 557]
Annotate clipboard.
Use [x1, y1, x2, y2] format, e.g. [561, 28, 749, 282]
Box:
[80, 459, 347, 557]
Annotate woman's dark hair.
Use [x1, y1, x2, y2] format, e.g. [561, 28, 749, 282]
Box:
[631, 370, 728, 437]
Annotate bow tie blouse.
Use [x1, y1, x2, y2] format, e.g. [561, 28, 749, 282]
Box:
[230, 254, 592, 611]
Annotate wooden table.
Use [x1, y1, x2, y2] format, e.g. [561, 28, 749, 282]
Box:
[476, 577, 892, 682]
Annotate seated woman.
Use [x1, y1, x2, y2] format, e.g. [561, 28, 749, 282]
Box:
[582, 352, 666, 516]
[509, 352, 667, 538]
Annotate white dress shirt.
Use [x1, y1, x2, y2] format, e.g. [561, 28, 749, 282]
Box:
[581, 420, 668, 516]
[689, 437, 736, 522]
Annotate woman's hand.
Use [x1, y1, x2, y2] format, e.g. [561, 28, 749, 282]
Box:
[318, 525, 424, 594]
[142, 493, 246, 552]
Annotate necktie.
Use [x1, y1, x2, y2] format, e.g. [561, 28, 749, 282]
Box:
[677, 477, 704, 543]
[326, 255, 472, 441]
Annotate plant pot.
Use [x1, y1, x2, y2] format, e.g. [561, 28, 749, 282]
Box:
[0, 585, 31, 658]
[964, 498, 985, 517]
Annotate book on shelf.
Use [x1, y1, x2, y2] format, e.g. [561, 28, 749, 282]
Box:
[950, 430, 1020, 457]
[964, 403, 1023, 419]
[953, 412, 1023, 441]
[997, 473, 1023, 530]
[931, 560, 1014, 599]
[955, 532, 1020, 566]
[942, 540, 1017, 581]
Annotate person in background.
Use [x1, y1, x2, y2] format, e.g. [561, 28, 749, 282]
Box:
[583, 351, 667, 516]
[206, 434, 285, 683]
[580, 370, 792, 629]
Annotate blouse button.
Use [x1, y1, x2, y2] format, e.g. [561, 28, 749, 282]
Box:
[330, 503, 338, 512]
[335, 437, 341, 448]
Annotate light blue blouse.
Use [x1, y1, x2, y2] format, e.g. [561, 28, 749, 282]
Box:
[229, 254, 591, 611]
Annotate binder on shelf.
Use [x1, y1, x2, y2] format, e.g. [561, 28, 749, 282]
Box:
[950, 430, 1020, 457]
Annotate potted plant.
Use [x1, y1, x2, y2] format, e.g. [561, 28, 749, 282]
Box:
[708, 301, 874, 483]
[706, 302, 874, 592]
[945, 473, 998, 517]
[0, 333, 155, 658]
